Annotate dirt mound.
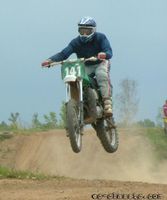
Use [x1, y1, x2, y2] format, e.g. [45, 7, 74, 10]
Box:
[1, 128, 166, 184]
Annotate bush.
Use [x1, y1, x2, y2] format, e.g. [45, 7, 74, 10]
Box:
[144, 128, 167, 160]
[136, 119, 155, 127]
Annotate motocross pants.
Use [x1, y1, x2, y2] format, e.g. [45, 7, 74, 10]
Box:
[85, 60, 112, 99]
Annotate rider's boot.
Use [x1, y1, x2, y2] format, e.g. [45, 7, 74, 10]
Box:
[103, 98, 112, 116]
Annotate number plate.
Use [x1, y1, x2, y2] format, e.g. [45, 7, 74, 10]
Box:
[61, 60, 90, 85]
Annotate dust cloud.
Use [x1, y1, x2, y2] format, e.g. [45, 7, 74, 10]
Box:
[13, 129, 167, 184]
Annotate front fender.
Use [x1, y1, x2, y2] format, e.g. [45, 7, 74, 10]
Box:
[64, 75, 77, 83]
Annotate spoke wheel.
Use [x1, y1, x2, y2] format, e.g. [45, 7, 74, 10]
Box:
[66, 99, 82, 153]
[92, 117, 118, 153]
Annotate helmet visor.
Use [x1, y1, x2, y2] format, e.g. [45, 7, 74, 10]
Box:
[78, 27, 94, 36]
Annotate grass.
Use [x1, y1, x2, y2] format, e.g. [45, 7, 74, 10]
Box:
[0, 132, 13, 141]
[144, 128, 167, 161]
[0, 166, 65, 180]
[0, 126, 65, 136]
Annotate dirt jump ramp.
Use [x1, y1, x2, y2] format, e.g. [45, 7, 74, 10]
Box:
[9, 129, 166, 184]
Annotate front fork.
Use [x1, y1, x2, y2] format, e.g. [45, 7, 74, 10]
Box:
[65, 80, 84, 132]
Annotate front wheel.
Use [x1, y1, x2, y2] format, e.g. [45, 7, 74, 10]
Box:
[66, 99, 82, 153]
[92, 117, 119, 153]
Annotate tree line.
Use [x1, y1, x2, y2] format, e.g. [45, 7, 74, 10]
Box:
[0, 102, 66, 132]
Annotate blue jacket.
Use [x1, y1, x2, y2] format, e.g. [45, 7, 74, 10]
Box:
[49, 32, 113, 65]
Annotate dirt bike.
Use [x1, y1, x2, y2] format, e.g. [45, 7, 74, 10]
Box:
[163, 117, 167, 135]
[48, 57, 119, 153]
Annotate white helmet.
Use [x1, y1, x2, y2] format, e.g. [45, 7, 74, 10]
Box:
[78, 16, 96, 43]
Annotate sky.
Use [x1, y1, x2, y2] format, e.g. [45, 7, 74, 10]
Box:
[0, 0, 167, 124]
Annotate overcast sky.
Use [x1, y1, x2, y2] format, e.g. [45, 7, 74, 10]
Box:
[0, 0, 167, 124]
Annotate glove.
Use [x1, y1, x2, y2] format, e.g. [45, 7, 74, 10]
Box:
[97, 52, 106, 60]
[41, 59, 52, 68]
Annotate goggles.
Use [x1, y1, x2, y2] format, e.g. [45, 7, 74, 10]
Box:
[78, 27, 94, 36]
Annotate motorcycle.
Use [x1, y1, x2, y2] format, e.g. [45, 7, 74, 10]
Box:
[46, 57, 119, 153]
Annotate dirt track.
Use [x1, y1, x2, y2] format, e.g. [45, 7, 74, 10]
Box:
[0, 178, 167, 200]
[0, 128, 167, 199]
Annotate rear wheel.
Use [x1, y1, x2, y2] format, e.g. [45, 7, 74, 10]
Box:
[92, 117, 118, 153]
[66, 99, 82, 153]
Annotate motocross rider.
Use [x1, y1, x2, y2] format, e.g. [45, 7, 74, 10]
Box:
[41, 16, 113, 116]
[163, 100, 167, 118]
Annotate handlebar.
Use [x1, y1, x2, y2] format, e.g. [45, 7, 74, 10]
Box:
[42, 57, 98, 68]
